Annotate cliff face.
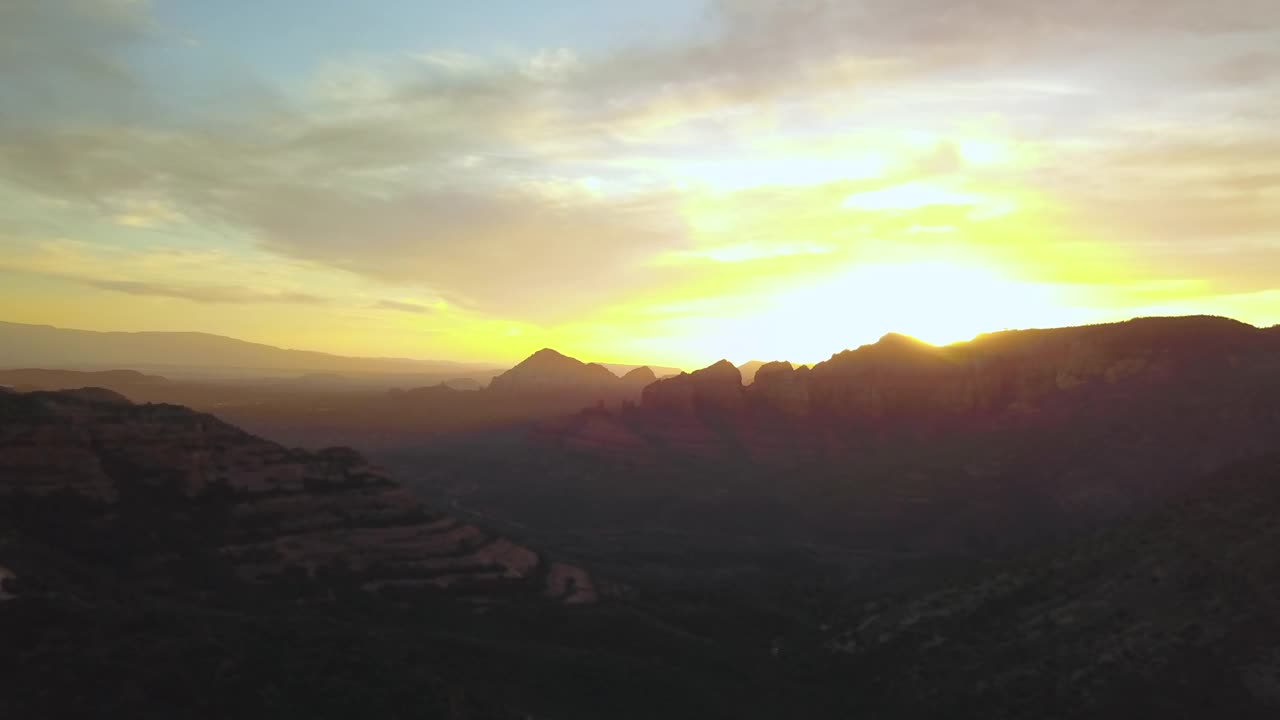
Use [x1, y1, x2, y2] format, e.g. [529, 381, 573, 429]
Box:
[0, 390, 595, 605]
[632, 316, 1280, 430]
[537, 317, 1280, 523]
[750, 362, 810, 416]
[797, 316, 1279, 423]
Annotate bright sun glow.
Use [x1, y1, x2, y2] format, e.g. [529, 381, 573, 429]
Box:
[673, 259, 1095, 365]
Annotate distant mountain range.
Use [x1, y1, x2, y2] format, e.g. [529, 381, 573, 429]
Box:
[0, 320, 501, 378]
[0, 368, 168, 390]
[0, 346, 665, 447]
[0, 320, 684, 384]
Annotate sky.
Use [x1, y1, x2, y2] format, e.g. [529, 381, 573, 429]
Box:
[1, 0, 1278, 368]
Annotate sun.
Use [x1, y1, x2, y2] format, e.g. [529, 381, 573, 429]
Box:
[845, 260, 1072, 345]
[680, 258, 1093, 365]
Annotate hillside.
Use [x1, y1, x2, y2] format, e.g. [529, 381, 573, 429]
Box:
[811, 450, 1280, 718]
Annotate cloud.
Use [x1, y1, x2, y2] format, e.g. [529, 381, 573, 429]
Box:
[1, 0, 1278, 333]
[111, 197, 186, 228]
[84, 279, 331, 305]
[1198, 51, 1280, 87]
[0, 237, 347, 308]
[375, 299, 434, 314]
[0, 0, 153, 122]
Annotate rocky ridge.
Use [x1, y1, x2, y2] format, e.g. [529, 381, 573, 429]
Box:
[614, 316, 1280, 448]
[0, 389, 595, 604]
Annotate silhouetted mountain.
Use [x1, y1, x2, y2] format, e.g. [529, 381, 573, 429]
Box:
[488, 348, 621, 393]
[621, 366, 657, 386]
[601, 362, 685, 379]
[642, 359, 745, 414]
[624, 315, 1280, 449]
[397, 382, 461, 399]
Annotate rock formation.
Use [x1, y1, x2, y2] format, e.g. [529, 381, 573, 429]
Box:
[749, 361, 810, 416]
[641, 360, 745, 414]
[637, 316, 1277, 427]
[541, 316, 1280, 474]
[0, 389, 594, 605]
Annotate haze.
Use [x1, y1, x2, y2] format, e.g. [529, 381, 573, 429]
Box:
[2, 0, 1278, 367]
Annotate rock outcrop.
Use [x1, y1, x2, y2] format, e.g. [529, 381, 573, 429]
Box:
[749, 362, 809, 416]
[0, 389, 594, 605]
[641, 360, 745, 414]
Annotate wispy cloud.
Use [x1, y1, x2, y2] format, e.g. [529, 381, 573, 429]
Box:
[0, 0, 1277, 356]
[375, 299, 434, 314]
[85, 279, 330, 305]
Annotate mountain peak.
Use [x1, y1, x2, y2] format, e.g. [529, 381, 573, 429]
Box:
[490, 348, 620, 392]
[876, 332, 930, 347]
[641, 359, 745, 413]
[528, 347, 569, 361]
